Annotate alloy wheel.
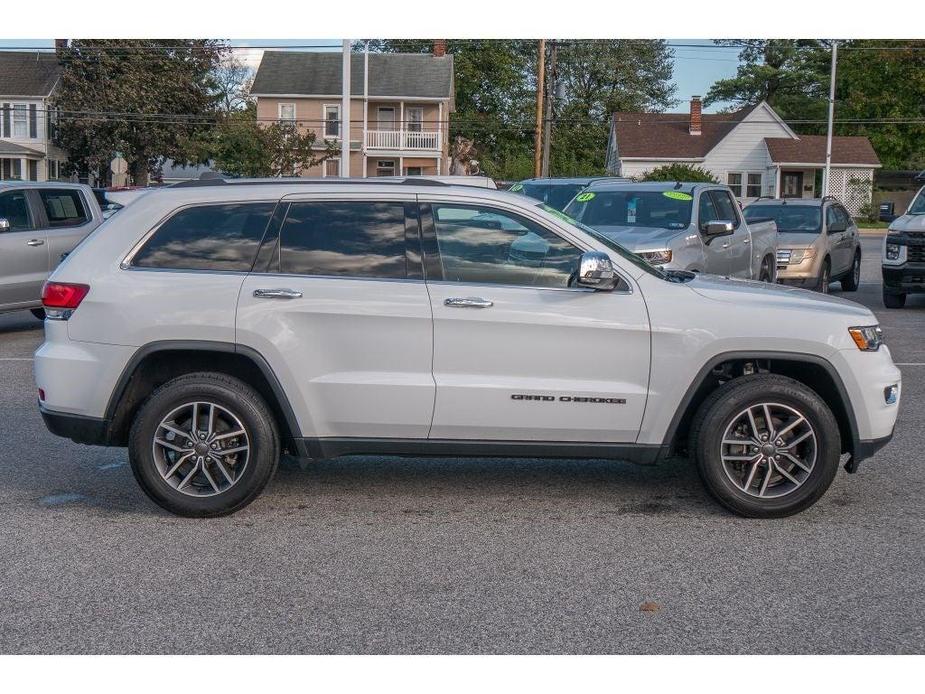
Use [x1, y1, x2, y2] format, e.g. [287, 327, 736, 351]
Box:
[719, 402, 817, 499]
[152, 401, 250, 497]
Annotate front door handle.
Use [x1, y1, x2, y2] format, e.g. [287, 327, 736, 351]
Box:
[26, 239, 45, 246]
[742, 238, 750, 244]
[720, 242, 730, 249]
[253, 288, 303, 299]
[444, 297, 493, 308]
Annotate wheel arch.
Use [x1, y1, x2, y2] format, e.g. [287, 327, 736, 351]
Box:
[104, 340, 303, 454]
[662, 350, 859, 464]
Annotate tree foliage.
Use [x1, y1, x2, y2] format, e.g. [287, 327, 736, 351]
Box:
[201, 104, 335, 178]
[364, 39, 675, 179]
[705, 39, 925, 169]
[53, 39, 225, 184]
[639, 163, 718, 183]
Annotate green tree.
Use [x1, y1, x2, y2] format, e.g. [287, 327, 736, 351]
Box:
[639, 163, 717, 183]
[54, 39, 224, 184]
[202, 104, 335, 177]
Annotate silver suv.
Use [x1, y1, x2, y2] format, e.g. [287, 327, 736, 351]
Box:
[0, 182, 103, 317]
[35, 179, 900, 518]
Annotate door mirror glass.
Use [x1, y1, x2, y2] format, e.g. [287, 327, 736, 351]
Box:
[703, 220, 735, 240]
[576, 251, 616, 290]
[0, 217, 10, 233]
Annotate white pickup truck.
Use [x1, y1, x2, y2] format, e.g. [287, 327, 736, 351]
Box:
[564, 181, 778, 280]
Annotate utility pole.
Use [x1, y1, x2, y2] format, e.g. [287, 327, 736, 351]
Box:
[540, 40, 557, 177]
[341, 39, 352, 178]
[823, 40, 838, 197]
[534, 39, 545, 178]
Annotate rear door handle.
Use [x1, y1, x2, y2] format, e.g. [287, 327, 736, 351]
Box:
[444, 297, 493, 308]
[26, 239, 45, 246]
[253, 288, 303, 299]
[742, 238, 750, 244]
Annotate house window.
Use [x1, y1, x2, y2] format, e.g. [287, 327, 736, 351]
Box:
[377, 107, 395, 130]
[12, 105, 28, 138]
[323, 158, 340, 178]
[324, 105, 340, 139]
[727, 172, 763, 198]
[278, 103, 296, 123]
[376, 160, 395, 177]
[407, 107, 424, 133]
[404, 166, 423, 176]
[726, 173, 743, 196]
[746, 173, 762, 198]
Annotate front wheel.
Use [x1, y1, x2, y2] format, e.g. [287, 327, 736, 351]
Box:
[841, 252, 861, 291]
[128, 372, 280, 517]
[883, 289, 906, 309]
[689, 374, 841, 518]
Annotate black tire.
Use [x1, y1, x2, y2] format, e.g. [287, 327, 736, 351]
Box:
[841, 252, 861, 292]
[883, 289, 906, 309]
[817, 259, 831, 294]
[30, 308, 45, 320]
[689, 374, 841, 518]
[758, 256, 774, 283]
[128, 372, 280, 517]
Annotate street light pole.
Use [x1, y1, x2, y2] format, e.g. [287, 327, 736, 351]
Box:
[541, 40, 557, 178]
[823, 40, 838, 197]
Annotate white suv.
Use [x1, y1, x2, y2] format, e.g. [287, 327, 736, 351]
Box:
[35, 179, 901, 518]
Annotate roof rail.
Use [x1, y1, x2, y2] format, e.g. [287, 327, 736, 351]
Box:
[170, 176, 449, 189]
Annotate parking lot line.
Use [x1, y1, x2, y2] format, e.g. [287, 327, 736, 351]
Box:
[0, 357, 34, 361]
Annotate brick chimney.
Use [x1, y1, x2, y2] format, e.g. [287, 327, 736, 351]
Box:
[433, 40, 447, 57]
[689, 96, 702, 136]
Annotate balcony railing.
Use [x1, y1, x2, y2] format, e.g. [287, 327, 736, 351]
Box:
[366, 129, 441, 151]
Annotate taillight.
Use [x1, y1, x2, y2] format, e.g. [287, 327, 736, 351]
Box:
[42, 282, 90, 320]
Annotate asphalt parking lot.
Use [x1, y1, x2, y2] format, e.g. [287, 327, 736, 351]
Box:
[0, 233, 922, 654]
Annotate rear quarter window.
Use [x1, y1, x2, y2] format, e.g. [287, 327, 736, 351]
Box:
[131, 203, 275, 271]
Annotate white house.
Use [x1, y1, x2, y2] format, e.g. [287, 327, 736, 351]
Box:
[0, 50, 67, 182]
[605, 97, 881, 215]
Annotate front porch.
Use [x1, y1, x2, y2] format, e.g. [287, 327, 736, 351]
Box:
[0, 141, 46, 181]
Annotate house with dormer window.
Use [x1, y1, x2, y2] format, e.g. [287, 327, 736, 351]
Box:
[0, 51, 67, 182]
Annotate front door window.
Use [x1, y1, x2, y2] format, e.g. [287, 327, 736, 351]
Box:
[782, 172, 804, 198]
[407, 107, 424, 133]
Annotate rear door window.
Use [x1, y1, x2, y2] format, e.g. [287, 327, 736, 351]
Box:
[278, 201, 408, 278]
[38, 189, 89, 228]
[132, 203, 275, 271]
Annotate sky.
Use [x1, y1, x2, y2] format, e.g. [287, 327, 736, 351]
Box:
[0, 38, 740, 112]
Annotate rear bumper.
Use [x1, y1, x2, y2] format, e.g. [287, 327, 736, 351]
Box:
[40, 403, 111, 446]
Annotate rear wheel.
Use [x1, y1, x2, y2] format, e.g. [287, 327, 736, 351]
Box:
[689, 374, 841, 518]
[841, 252, 861, 291]
[758, 256, 774, 283]
[883, 289, 906, 309]
[817, 259, 831, 294]
[129, 372, 280, 517]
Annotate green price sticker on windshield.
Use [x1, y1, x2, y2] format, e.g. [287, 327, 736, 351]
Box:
[662, 191, 693, 201]
[509, 183, 524, 192]
[575, 192, 595, 202]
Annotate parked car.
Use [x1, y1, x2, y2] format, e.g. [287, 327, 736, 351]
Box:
[882, 185, 925, 308]
[36, 178, 899, 518]
[563, 181, 778, 280]
[0, 182, 104, 319]
[93, 187, 156, 219]
[743, 197, 861, 294]
[509, 177, 627, 211]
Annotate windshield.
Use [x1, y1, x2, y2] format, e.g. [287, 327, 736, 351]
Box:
[743, 204, 822, 233]
[563, 190, 693, 230]
[537, 203, 667, 280]
[512, 182, 586, 211]
[909, 189, 925, 214]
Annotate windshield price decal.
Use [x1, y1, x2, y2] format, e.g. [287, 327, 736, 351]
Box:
[575, 192, 596, 202]
[662, 191, 693, 201]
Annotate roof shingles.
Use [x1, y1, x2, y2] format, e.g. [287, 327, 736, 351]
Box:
[612, 105, 757, 159]
[0, 51, 61, 97]
[251, 51, 454, 99]
[764, 135, 881, 166]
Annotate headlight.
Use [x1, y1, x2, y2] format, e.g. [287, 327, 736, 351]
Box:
[849, 325, 883, 352]
[886, 243, 901, 260]
[638, 249, 672, 265]
[887, 225, 899, 235]
[789, 248, 815, 264]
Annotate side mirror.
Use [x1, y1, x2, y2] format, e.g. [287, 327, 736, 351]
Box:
[576, 251, 617, 290]
[0, 217, 11, 233]
[702, 220, 734, 242]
